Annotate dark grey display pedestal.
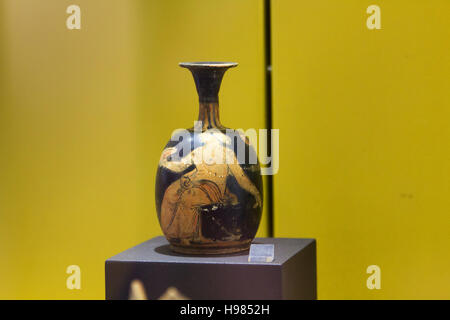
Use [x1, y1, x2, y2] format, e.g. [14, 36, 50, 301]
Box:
[105, 236, 316, 300]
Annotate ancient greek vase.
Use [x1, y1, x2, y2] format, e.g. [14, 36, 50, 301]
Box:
[155, 62, 263, 255]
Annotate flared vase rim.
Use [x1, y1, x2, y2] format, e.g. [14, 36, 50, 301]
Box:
[179, 61, 238, 68]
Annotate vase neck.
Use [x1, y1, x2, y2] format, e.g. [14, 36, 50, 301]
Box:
[180, 62, 237, 130]
[198, 101, 222, 129]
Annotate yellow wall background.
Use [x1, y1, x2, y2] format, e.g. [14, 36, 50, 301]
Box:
[0, 0, 266, 299]
[273, 0, 450, 299]
[0, 0, 141, 299]
[0, 0, 449, 300]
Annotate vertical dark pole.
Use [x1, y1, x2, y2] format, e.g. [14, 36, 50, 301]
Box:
[264, 0, 274, 237]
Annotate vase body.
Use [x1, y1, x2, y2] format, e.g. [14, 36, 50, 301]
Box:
[155, 62, 263, 255]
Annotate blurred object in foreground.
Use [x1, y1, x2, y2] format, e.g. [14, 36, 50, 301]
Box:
[159, 287, 189, 300]
[129, 280, 148, 300]
[128, 279, 189, 300]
